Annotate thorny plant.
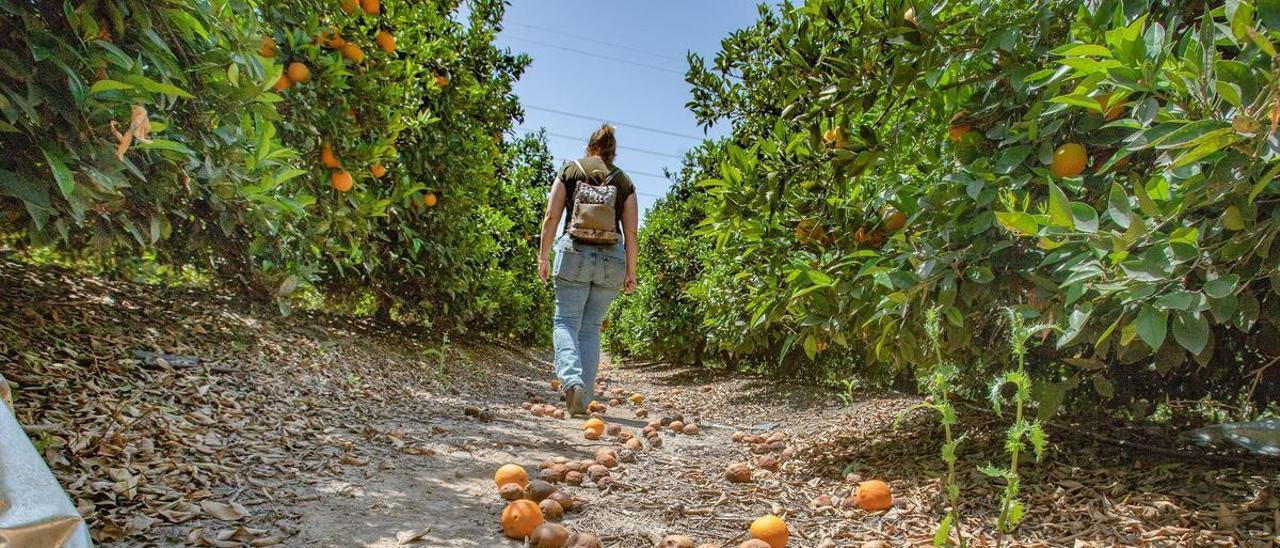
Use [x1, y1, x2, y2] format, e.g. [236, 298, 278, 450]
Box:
[982, 308, 1052, 540]
[909, 306, 967, 547]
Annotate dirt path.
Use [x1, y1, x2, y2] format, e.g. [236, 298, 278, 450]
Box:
[3, 260, 1276, 547]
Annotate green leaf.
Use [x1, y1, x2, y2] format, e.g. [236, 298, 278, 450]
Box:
[1136, 304, 1167, 350]
[1155, 291, 1199, 311]
[1070, 202, 1099, 233]
[933, 514, 953, 547]
[1107, 183, 1132, 229]
[1232, 1, 1255, 44]
[88, 79, 134, 94]
[803, 334, 817, 359]
[1171, 131, 1244, 169]
[40, 146, 75, 199]
[1033, 381, 1066, 421]
[1053, 43, 1113, 57]
[996, 211, 1040, 236]
[137, 139, 196, 156]
[1172, 311, 1209, 355]
[1204, 275, 1238, 299]
[1057, 304, 1092, 349]
[1262, 0, 1280, 28]
[1092, 376, 1115, 398]
[966, 266, 994, 283]
[1047, 182, 1073, 229]
[994, 145, 1030, 174]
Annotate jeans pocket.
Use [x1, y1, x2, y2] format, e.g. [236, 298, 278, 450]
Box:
[596, 254, 626, 289]
[554, 247, 590, 283]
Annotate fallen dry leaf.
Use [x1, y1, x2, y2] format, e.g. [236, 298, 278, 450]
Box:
[396, 527, 431, 544]
[200, 500, 249, 521]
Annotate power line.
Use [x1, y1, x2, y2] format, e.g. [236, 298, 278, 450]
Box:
[521, 126, 686, 160]
[526, 104, 707, 141]
[505, 35, 687, 76]
[509, 22, 686, 63]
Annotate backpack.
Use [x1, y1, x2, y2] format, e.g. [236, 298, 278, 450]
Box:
[565, 159, 621, 245]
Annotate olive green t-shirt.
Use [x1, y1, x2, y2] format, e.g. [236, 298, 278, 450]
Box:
[559, 157, 634, 235]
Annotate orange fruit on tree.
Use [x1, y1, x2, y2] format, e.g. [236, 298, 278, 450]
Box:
[361, 0, 380, 15]
[321, 145, 341, 169]
[341, 43, 365, 63]
[435, 74, 449, 87]
[882, 208, 907, 233]
[423, 192, 438, 207]
[1096, 96, 1125, 122]
[324, 30, 347, 49]
[271, 74, 291, 91]
[1050, 143, 1087, 178]
[494, 464, 529, 489]
[340, 0, 359, 14]
[258, 37, 277, 57]
[854, 480, 893, 511]
[330, 170, 354, 193]
[286, 62, 311, 83]
[375, 31, 396, 53]
[582, 418, 605, 437]
[749, 514, 789, 548]
[370, 164, 387, 178]
[500, 499, 543, 539]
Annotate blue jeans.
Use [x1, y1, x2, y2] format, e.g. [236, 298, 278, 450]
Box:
[552, 235, 625, 405]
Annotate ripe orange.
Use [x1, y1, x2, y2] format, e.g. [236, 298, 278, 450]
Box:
[882, 209, 907, 233]
[361, 0, 380, 15]
[340, 0, 359, 14]
[321, 145, 341, 169]
[375, 31, 396, 53]
[271, 74, 291, 91]
[1050, 143, 1087, 178]
[1096, 96, 1125, 122]
[582, 418, 605, 437]
[286, 62, 311, 83]
[341, 43, 365, 63]
[370, 164, 387, 178]
[947, 124, 971, 142]
[330, 170, 354, 193]
[500, 499, 543, 539]
[423, 192, 438, 207]
[494, 464, 529, 489]
[259, 37, 277, 57]
[855, 480, 893, 511]
[435, 74, 449, 87]
[749, 515, 789, 548]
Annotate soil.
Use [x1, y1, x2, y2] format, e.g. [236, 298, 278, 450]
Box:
[2, 259, 1277, 547]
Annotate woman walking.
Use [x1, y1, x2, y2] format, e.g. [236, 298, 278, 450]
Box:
[537, 124, 638, 416]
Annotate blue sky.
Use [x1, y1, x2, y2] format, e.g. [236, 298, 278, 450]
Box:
[494, 2, 767, 218]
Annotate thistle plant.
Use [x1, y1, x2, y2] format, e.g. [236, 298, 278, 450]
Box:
[917, 306, 966, 547]
[982, 308, 1051, 538]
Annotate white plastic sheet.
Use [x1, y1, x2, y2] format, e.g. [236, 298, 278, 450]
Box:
[0, 374, 93, 548]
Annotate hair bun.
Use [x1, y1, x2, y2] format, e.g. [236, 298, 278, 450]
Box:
[587, 124, 617, 163]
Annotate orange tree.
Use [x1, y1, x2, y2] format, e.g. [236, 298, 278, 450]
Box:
[604, 145, 718, 366]
[615, 0, 1280, 415]
[1, 0, 551, 339]
[0, 0, 300, 283]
